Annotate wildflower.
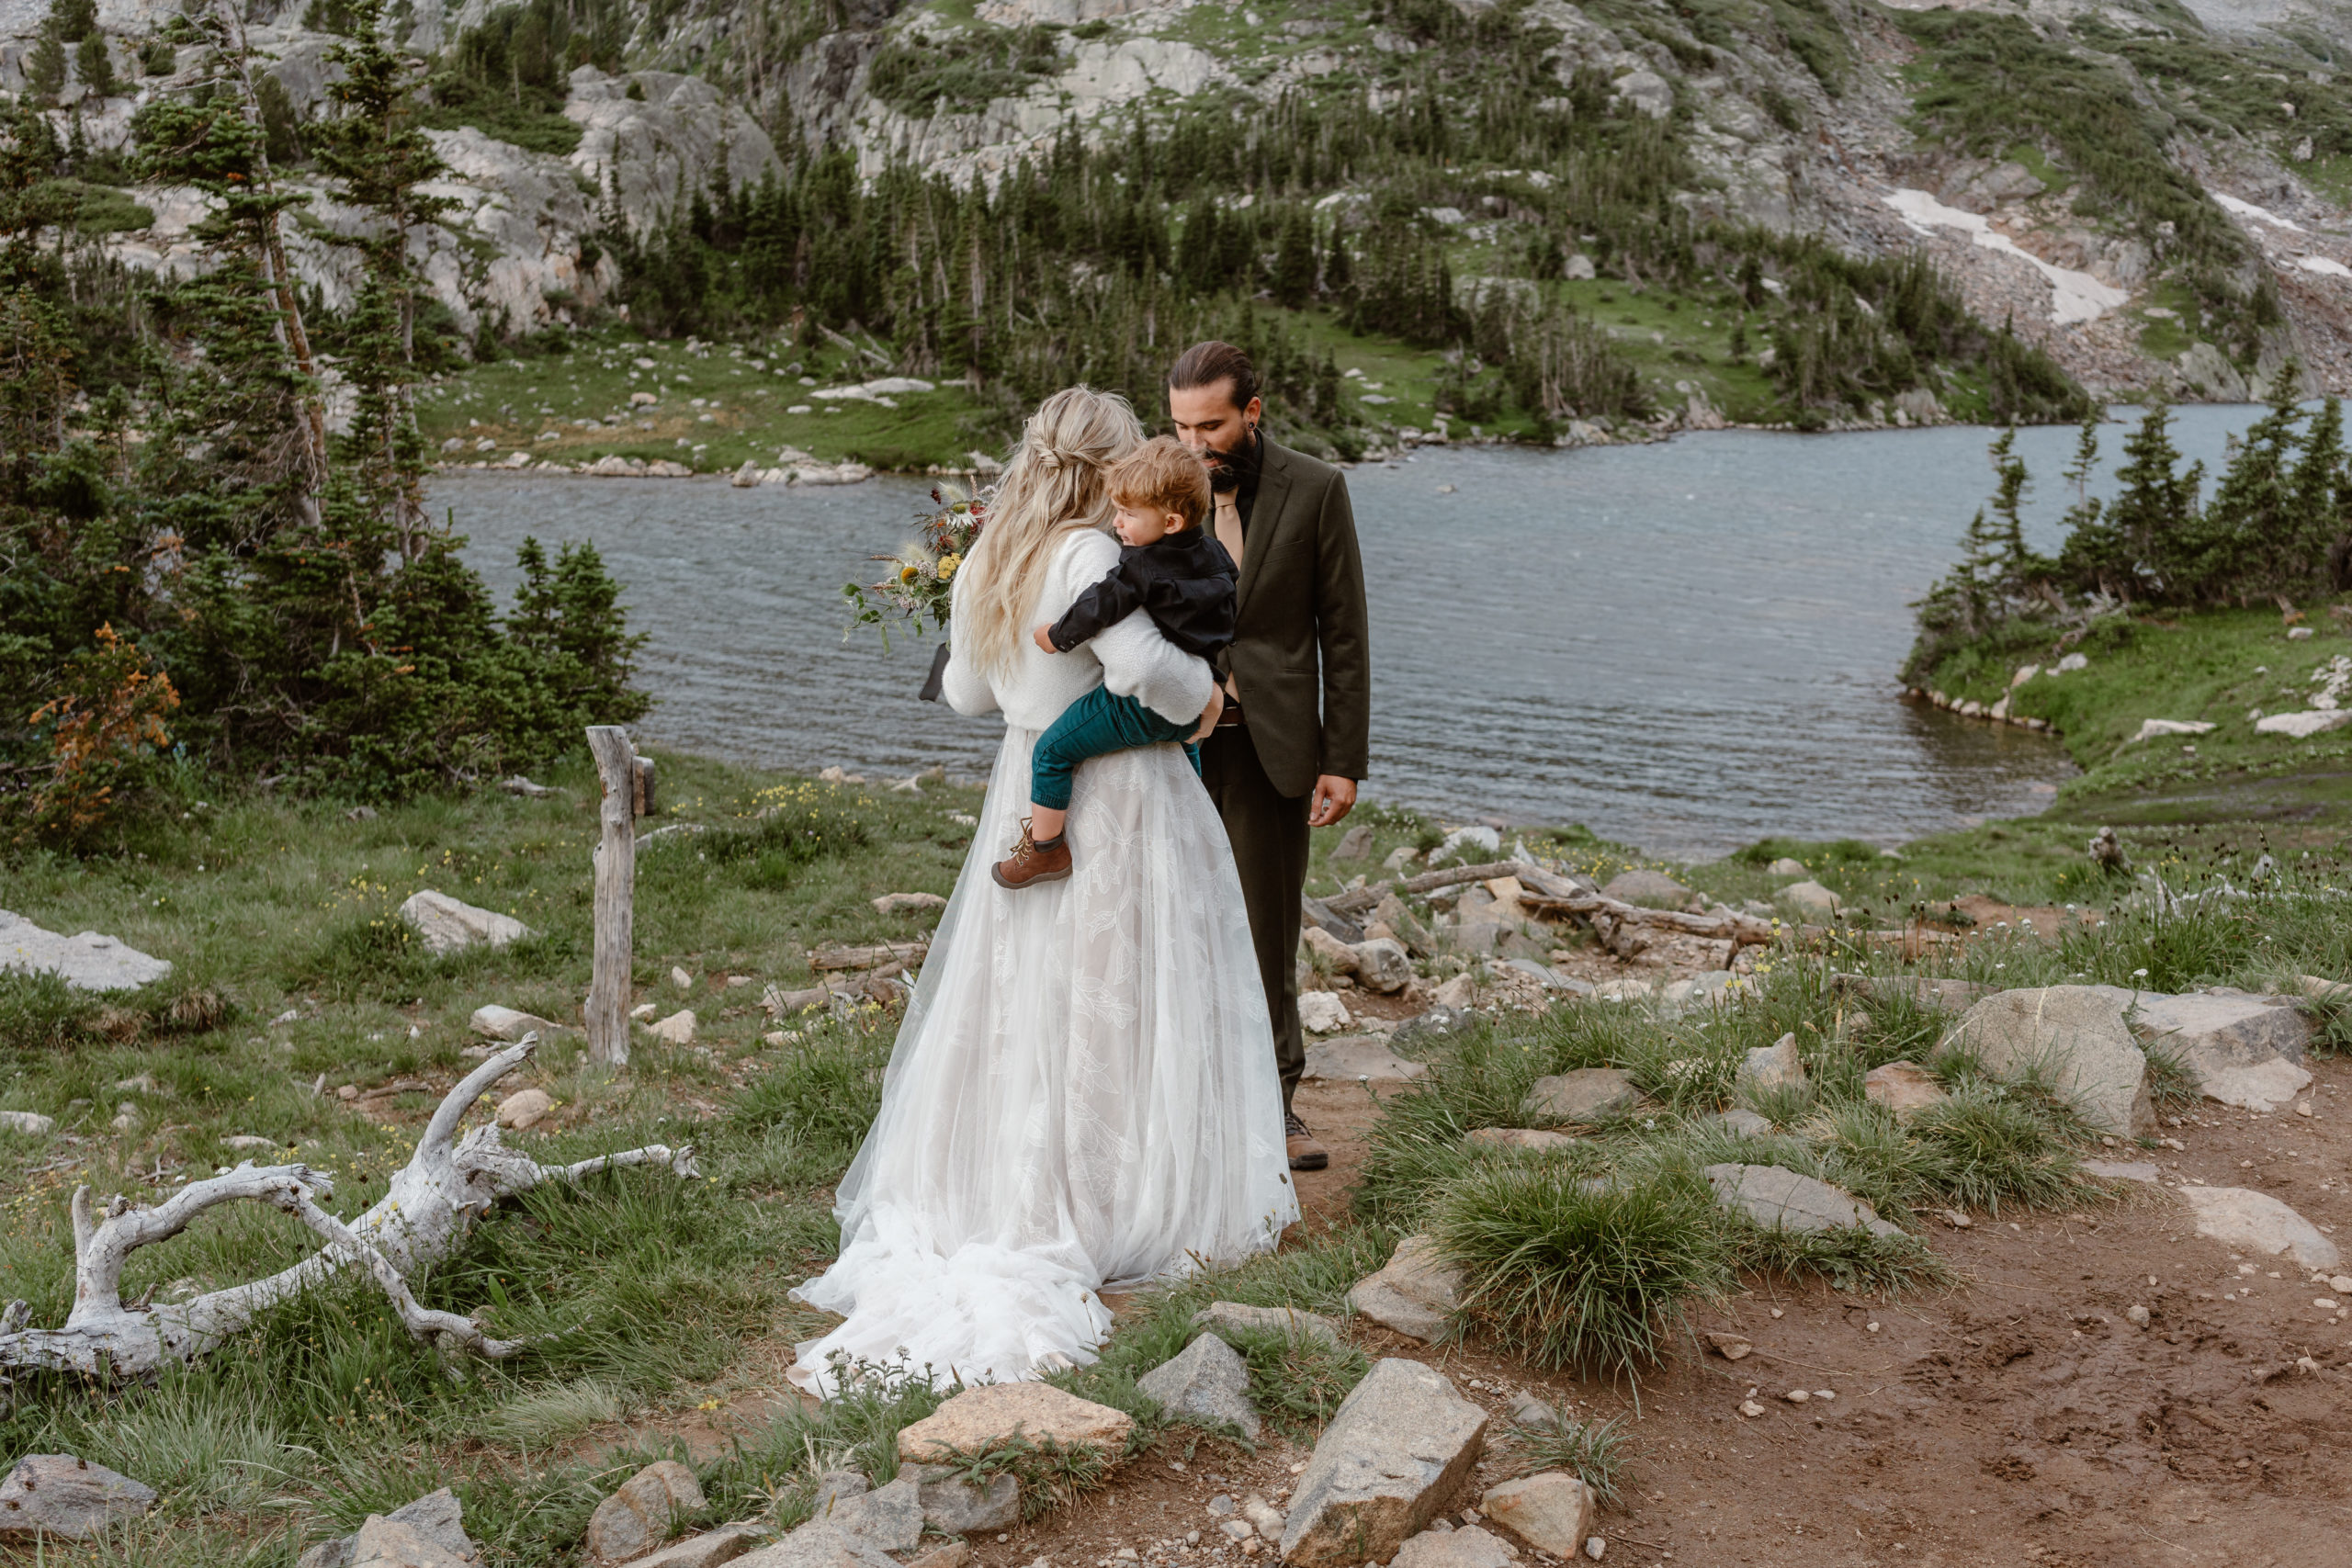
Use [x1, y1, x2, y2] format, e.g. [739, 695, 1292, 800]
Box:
[938, 553, 962, 580]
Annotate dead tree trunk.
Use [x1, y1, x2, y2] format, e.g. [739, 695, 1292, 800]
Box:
[0, 1039, 695, 1379]
[584, 727, 641, 1066]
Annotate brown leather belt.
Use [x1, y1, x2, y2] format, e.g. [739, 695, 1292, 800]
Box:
[1216, 700, 1245, 728]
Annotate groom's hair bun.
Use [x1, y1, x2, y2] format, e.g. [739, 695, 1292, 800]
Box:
[1107, 436, 1212, 532]
[1168, 341, 1258, 412]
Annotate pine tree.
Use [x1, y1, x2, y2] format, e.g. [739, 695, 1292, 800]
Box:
[2285, 396, 2352, 593]
[27, 28, 68, 100]
[2197, 381, 2304, 601]
[1272, 207, 1316, 309]
[2106, 401, 2203, 603]
[75, 32, 117, 99]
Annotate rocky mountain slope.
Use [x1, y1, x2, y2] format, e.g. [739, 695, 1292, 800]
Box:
[10, 0, 2352, 434]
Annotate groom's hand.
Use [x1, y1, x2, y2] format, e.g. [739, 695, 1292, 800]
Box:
[1307, 775, 1357, 828]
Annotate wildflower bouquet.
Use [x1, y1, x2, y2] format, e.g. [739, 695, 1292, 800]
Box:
[843, 483, 988, 647]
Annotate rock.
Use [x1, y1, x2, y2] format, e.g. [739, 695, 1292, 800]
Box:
[898, 1382, 1134, 1463]
[906, 1544, 973, 1568]
[1392, 1524, 1516, 1568]
[1279, 1359, 1488, 1568]
[469, 1004, 559, 1041]
[1138, 1331, 1261, 1439]
[1304, 1036, 1430, 1082]
[1480, 1473, 1595, 1558]
[617, 1527, 768, 1567]
[2128, 718, 2216, 743]
[825, 1476, 923, 1553]
[871, 892, 948, 915]
[1702, 1164, 1903, 1239]
[1941, 987, 2153, 1137]
[396, 891, 536, 957]
[1301, 897, 1368, 946]
[297, 1490, 481, 1568]
[1432, 974, 1479, 1010]
[1708, 1109, 1775, 1137]
[1765, 858, 1808, 877]
[586, 1461, 705, 1565]
[2254, 708, 2352, 738]
[893, 1466, 1020, 1537]
[811, 1472, 867, 1514]
[1192, 1301, 1344, 1346]
[1498, 958, 1594, 995]
[1585, 1537, 1606, 1560]
[495, 1088, 555, 1131]
[1736, 1033, 1805, 1092]
[1702, 1330, 1752, 1360]
[1464, 1127, 1578, 1152]
[1611, 68, 1673, 118]
[1351, 937, 1415, 995]
[2176, 1187, 2340, 1270]
[0, 1454, 158, 1540]
[350, 1517, 479, 1568]
[732, 1522, 901, 1568]
[2082, 1160, 2160, 1183]
[1834, 975, 1991, 1014]
[1299, 990, 1353, 1034]
[1775, 880, 1841, 920]
[1862, 1061, 1946, 1121]
[1525, 1067, 1639, 1122]
[1331, 825, 1375, 863]
[645, 1010, 697, 1045]
[1394, 1005, 1470, 1047]
[1599, 870, 1689, 907]
[1372, 893, 1436, 956]
[2132, 993, 2312, 1112]
[0, 1110, 55, 1135]
[1348, 1235, 1463, 1342]
[764, 984, 841, 1017]
[0, 909, 172, 991]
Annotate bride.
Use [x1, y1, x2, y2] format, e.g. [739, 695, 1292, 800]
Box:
[788, 387, 1300, 1394]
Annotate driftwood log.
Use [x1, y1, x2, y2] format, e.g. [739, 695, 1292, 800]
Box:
[1325, 859, 1776, 947]
[0, 1039, 697, 1379]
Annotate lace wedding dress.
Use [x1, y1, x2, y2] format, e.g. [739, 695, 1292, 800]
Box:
[788, 528, 1300, 1395]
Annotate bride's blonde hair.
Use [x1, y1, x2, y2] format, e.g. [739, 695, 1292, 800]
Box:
[955, 386, 1145, 677]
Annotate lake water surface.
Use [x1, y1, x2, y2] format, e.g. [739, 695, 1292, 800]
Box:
[439, 404, 2271, 857]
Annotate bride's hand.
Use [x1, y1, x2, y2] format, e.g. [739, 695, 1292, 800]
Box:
[1032, 625, 1056, 652]
[1190, 684, 1225, 742]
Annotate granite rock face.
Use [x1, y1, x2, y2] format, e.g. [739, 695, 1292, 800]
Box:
[0, 909, 172, 991]
[1941, 986, 2154, 1136]
[2132, 992, 2312, 1111]
[2176, 1186, 2340, 1270]
[1480, 1472, 1596, 1557]
[1347, 1235, 1464, 1343]
[585, 1461, 706, 1564]
[295, 1488, 477, 1568]
[1279, 1359, 1490, 1568]
[1390, 1524, 1517, 1568]
[896, 1464, 1021, 1535]
[1138, 1331, 1261, 1439]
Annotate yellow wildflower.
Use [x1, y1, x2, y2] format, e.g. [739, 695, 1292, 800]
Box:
[938, 553, 961, 580]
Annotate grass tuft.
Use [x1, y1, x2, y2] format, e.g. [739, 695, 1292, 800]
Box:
[1506, 1410, 1635, 1506]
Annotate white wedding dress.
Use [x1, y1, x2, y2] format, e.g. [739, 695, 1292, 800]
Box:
[788, 526, 1300, 1395]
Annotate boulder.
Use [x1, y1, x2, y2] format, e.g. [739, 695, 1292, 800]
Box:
[2081, 1160, 2160, 1183]
[645, 1010, 697, 1045]
[396, 890, 536, 956]
[1480, 1472, 1595, 1558]
[1138, 1331, 1261, 1439]
[1833, 975, 1990, 1014]
[1774, 880, 1841, 920]
[1304, 1036, 1429, 1083]
[897, 1382, 1134, 1463]
[586, 1461, 705, 1565]
[2176, 1186, 2340, 1270]
[297, 1491, 478, 1568]
[0, 1454, 157, 1540]
[495, 1088, 555, 1132]
[896, 1465, 1019, 1536]
[1702, 1163, 1903, 1239]
[823, 1476, 923, 1553]
[1299, 991, 1353, 1034]
[0, 909, 173, 991]
[1372, 892, 1436, 956]
[1302, 897, 1367, 946]
[617, 1527, 767, 1567]
[1862, 1061, 1946, 1121]
[1192, 1301, 1344, 1347]
[1498, 958, 1594, 995]
[1348, 1235, 1463, 1342]
[1765, 858, 1808, 877]
[1736, 1033, 1805, 1092]
[1525, 1067, 1639, 1122]
[351, 1517, 478, 1568]
[871, 892, 947, 915]
[1708, 1109, 1775, 1137]
[1392, 1525, 1516, 1568]
[0, 1110, 55, 1135]
[1278, 1359, 1489, 1568]
[1599, 870, 1688, 907]
[1351, 937, 1416, 995]
[2132, 993, 2312, 1112]
[1464, 1127, 1578, 1152]
[732, 1522, 901, 1568]
[469, 1004, 559, 1041]
[1940, 987, 2153, 1137]
[1432, 973, 1479, 1010]
[1330, 825, 1375, 862]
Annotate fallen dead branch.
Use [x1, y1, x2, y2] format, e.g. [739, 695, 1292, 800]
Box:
[0, 1037, 697, 1380]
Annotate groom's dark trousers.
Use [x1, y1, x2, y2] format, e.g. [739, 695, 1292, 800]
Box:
[1199, 435, 1371, 1112]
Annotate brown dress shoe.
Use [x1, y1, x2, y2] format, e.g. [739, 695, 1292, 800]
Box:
[1285, 1111, 1329, 1171]
[991, 818, 1072, 890]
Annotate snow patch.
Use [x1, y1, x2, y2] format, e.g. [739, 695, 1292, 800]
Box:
[1883, 189, 2131, 325]
[2297, 255, 2352, 278]
[2212, 192, 2307, 232]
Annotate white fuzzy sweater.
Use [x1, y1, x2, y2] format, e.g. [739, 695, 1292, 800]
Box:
[941, 528, 1214, 730]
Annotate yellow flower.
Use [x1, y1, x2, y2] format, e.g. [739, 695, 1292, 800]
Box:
[937, 553, 961, 580]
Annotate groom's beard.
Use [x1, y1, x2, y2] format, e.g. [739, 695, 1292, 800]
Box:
[1201, 427, 1262, 495]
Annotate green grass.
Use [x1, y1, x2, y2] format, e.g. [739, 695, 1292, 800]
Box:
[1504, 1408, 1634, 1506]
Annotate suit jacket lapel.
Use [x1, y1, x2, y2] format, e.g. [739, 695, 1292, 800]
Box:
[1238, 441, 1293, 615]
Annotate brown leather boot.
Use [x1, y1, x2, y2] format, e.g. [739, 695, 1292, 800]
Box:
[991, 819, 1072, 890]
[1285, 1111, 1329, 1171]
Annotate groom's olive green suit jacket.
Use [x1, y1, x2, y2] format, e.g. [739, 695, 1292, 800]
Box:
[1228, 438, 1372, 795]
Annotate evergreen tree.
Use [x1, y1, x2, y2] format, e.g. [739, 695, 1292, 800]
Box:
[2285, 396, 2352, 593]
[2194, 383, 2304, 602]
[27, 28, 69, 100]
[1272, 207, 1316, 309]
[75, 32, 117, 99]
[2105, 401, 2202, 602]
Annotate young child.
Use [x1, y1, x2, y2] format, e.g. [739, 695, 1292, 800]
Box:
[993, 436, 1236, 889]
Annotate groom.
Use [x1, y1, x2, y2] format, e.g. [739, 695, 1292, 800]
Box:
[1168, 342, 1370, 1173]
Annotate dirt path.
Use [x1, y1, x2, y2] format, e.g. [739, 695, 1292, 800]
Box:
[968, 1063, 2352, 1568]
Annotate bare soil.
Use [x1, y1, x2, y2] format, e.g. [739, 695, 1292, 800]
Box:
[961, 1064, 2352, 1568]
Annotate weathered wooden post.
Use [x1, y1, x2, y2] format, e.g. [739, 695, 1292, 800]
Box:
[584, 727, 649, 1066]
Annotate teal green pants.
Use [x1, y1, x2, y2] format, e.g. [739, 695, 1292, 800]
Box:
[1030, 686, 1201, 810]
